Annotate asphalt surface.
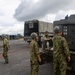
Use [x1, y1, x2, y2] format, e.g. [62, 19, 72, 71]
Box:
[0, 40, 74, 75]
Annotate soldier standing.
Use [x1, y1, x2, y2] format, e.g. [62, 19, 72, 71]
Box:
[42, 31, 50, 42]
[30, 32, 41, 75]
[53, 26, 70, 75]
[42, 31, 51, 52]
[2, 34, 9, 64]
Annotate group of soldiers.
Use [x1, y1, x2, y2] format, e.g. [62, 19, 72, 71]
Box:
[1, 26, 70, 75]
[30, 26, 70, 75]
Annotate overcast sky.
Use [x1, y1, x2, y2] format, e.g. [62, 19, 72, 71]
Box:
[0, 0, 75, 35]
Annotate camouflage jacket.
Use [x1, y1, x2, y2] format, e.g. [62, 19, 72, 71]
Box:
[42, 35, 50, 41]
[30, 40, 39, 62]
[3, 38, 9, 48]
[53, 35, 70, 60]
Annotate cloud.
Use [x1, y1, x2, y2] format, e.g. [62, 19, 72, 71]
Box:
[0, 0, 24, 35]
[0, 0, 21, 26]
[55, 10, 75, 20]
[0, 22, 24, 35]
[0, 12, 4, 16]
[14, 0, 75, 21]
[0, 0, 75, 36]
[39, 14, 56, 23]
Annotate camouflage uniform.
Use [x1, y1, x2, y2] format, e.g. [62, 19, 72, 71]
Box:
[3, 38, 9, 63]
[42, 35, 50, 52]
[30, 40, 39, 75]
[53, 35, 70, 75]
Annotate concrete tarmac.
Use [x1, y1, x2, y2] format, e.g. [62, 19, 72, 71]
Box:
[0, 40, 74, 75]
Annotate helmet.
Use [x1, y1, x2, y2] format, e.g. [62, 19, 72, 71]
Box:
[31, 32, 38, 39]
[54, 26, 62, 33]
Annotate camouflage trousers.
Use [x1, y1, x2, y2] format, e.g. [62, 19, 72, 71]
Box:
[30, 60, 39, 75]
[3, 48, 9, 63]
[53, 58, 67, 75]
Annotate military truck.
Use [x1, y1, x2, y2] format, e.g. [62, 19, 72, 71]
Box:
[24, 17, 75, 70]
[24, 20, 53, 47]
[53, 14, 75, 71]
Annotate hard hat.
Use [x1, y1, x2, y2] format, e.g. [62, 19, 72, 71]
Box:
[54, 26, 62, 33]
[31, 32, 38, 39]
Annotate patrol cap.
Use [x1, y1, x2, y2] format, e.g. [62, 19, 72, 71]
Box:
[54, 26, 62, 33]
[30, 32, 38, 39]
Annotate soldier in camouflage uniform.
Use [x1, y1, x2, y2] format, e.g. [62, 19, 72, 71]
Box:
[42, 31, 50, 41]
[30, 32, 41, 75]
[2, 34, 9, 64]
[53, 26, 70, 75]
[42, 31, 51, 52]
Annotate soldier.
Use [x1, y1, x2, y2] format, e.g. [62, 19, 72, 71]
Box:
[53, 26, 70, 75]
[2, 34, 9, 64]
[42, 31, 53, 51]
[42, 31, 53, 63]
[42, 31, 50, 41]
[30, 32, 41, 75]
[42, 31, 50, 52]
